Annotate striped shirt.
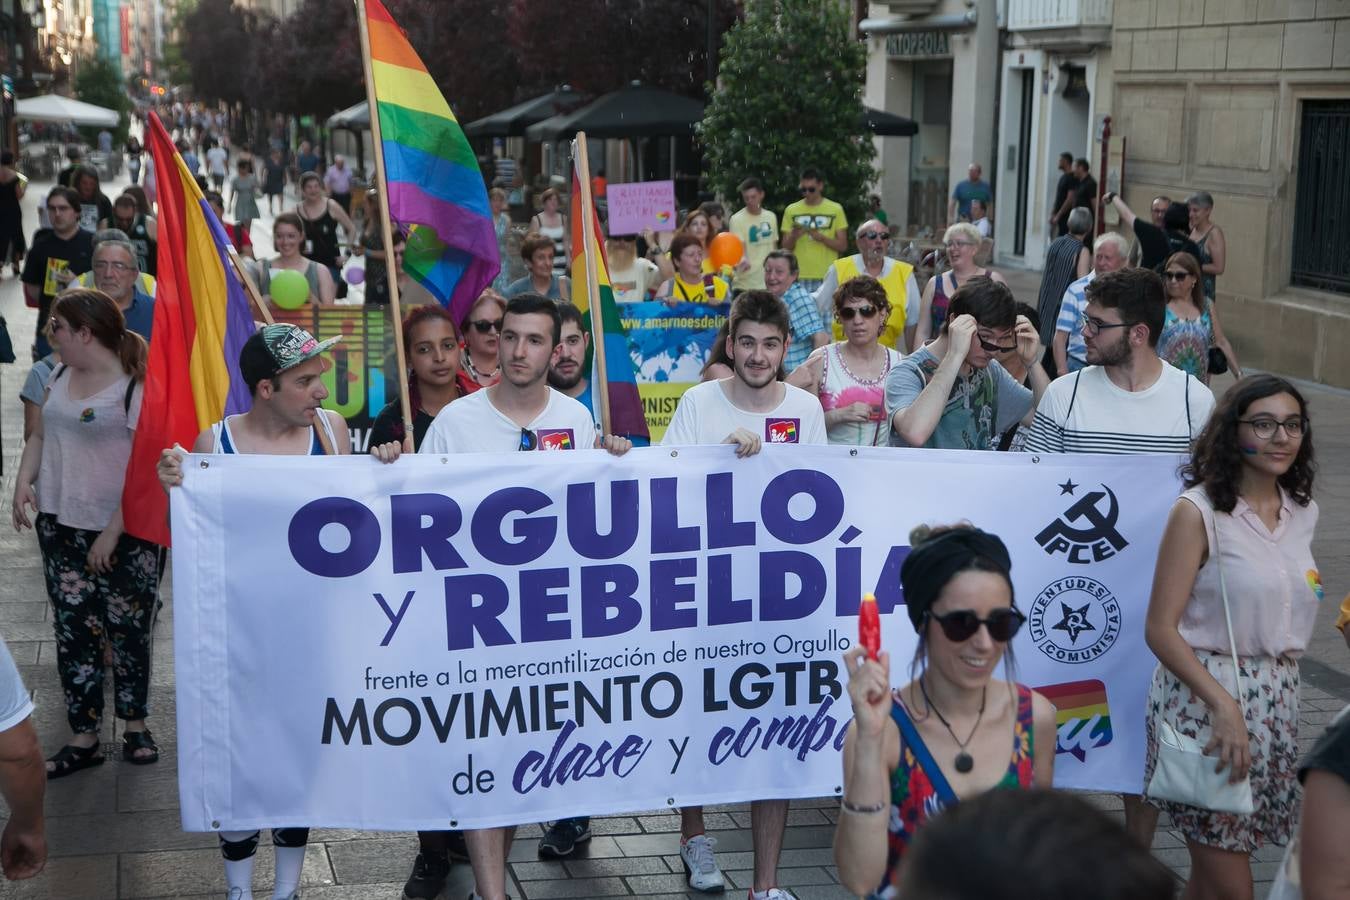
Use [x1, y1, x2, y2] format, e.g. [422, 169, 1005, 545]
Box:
[1023, 363, 1215, 455]
[1036, 236, 1085, 347]
[1054, 271, 1094, 365]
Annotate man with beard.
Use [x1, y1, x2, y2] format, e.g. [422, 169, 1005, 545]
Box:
[660, 289, 824, 899]
[1051, 232, 1128, 376]
[546, 301, 650, 447]
[1026, 267, 1215, 455]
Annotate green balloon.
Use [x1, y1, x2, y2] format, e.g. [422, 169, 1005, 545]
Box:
[270, 268, 310, 309]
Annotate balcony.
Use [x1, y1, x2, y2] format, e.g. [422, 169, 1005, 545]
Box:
[1006, 0, 1111, 48]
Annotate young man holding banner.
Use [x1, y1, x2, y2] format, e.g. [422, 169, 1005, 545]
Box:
[417, 292, 631, 900]
[662, 290, 825, 898]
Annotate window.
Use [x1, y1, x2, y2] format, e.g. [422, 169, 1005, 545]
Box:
[1291, 100, 1350, 296]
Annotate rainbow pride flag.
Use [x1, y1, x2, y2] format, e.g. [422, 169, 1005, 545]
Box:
[569, 169, 650, 444]
[363, 0, 497, 321]
[121, 112, 255, 546]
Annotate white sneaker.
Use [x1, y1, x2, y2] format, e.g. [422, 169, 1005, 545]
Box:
[751, 889, 798, 900]
[680, 834, 726, 893]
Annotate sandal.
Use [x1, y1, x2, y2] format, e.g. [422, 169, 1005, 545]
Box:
[123, 730, 159, 765]
[47, 742, 104, 779]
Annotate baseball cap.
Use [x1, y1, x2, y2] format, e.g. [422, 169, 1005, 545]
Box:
[239, 323, 341, 389]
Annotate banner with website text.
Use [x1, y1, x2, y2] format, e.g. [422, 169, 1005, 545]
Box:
[619, 300, 729, 442]
[171, 447, 1179, 831]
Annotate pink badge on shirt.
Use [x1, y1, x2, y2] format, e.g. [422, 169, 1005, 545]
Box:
[765, 418, 800, 443]
[536, 429, 575, 450]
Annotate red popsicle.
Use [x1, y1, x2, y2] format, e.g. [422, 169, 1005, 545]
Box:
[859, 593, 881, 660]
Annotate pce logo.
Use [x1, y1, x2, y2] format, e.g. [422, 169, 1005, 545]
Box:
[1035, 483, 1129, 564]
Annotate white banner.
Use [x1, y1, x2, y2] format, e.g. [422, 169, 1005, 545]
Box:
[171, 446, 1180, 831]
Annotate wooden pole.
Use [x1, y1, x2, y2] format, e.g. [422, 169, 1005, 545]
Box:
[571, 132, 612, 437]
[354, 0, 415, 446]
[224, 244, 274, 326]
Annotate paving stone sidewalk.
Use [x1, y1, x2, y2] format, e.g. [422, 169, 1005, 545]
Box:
[1, 193, 1346, 898]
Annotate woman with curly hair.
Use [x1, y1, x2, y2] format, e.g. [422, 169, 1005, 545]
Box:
[1144, 373, 1320, 900]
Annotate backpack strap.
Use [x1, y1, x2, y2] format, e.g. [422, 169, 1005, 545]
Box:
[1060, 369, 1084, 439]
[124, 377, 137, 416]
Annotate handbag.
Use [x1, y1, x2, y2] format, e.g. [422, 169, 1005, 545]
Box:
[0, 316, 15, 364]
[1207, 346, 1228, 375]
[1145, 511, 1256, 814]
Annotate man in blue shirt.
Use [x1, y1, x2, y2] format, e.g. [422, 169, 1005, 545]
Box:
[90, 238, 155, 341]
[948, 163, 993, 224]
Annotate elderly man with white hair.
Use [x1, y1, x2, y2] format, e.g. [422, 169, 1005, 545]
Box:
[811, 218, 920, 352]
[1051, 231, 1129, 377]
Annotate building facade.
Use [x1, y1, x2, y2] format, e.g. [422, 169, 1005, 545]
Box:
[1112, 0, 1350, 387]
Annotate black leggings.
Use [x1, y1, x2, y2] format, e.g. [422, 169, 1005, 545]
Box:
[219, 828, 310, 860]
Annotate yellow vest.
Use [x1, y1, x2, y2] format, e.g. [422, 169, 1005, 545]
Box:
[830, 256, 912, 350]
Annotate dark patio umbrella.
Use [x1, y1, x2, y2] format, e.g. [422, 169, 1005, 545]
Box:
[462, 87, 586, 138]
[525, 83, 705, 142]
[860, 107, 919, 137]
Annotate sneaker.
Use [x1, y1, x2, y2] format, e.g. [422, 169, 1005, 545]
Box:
[445, 829, 470, 863]
[538, 817, 592, 858]
[750, 890, 798, 900]
[403, 849, 451, 900]
[680, 834, 726, 893]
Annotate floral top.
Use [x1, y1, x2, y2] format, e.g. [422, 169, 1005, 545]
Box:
[819, 342, 902, 446]
[1158, 301, 1214, 384]
[872, 684, 1035, 899]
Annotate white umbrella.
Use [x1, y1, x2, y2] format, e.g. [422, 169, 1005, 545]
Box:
[15, 94, 120, 127]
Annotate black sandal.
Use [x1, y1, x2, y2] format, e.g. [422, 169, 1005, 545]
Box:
[122, 730, 159, 765]
[47, 743, 104, 779]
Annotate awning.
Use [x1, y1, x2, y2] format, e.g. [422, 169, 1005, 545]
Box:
[15, 94, 120, 127]
[463, 87, 586, 138]
[861, 106, 918, 137]
[525, 83, 705, 142]
[326, 101, 370, 130]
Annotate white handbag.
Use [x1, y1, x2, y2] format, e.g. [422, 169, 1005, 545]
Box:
[1145, 511, 1256, 815]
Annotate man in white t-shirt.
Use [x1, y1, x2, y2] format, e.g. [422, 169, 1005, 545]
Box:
[0, 638, 46, 881]
[204, 140, 229, 192]
[662, 290, 824, 898]
[418, 293, 630, 900]
[728, 177, 779, 293]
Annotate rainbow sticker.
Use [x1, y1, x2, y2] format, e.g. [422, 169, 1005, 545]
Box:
[655, 210, 672, 225]
[80, 408, 95, 423]
[1036, 679, 1113, 762]
[1307, 569, 1324, 601]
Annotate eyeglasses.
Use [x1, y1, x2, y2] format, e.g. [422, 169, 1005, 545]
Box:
[838, 305, 878, 320]
[927, 607, 1026, 643]
[1082, 316, 1132, 336]
[977, 333, 1017, 353]
[858, 231, 888, 241]
[93, 260, 134, 273]
[1163, 271, 1191, 282]
[944, 240, 977, 250]
[1238, 416, 1308, 440]
[471, 319, 503, 335]
[518, 428, 538, 451]
[799, 186, 819, 194]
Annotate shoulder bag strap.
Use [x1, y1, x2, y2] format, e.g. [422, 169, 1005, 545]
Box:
[1185, 374, 1192, 440]
[891, 699, 960, 807]
[1060, 369, 1083, 438]
[1210, 510, 1245, 711]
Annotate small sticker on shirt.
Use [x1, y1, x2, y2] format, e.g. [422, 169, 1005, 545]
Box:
[80, 407, 95, 423]
[536, 429, 576, 451]
[1307, 570, 1324, 601]
[765, 418, 800, 443]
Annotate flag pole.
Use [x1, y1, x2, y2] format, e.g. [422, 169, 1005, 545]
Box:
[572, 132, 612, 438]
[355, 0, 415, 445]
[224, 245, 275, 326]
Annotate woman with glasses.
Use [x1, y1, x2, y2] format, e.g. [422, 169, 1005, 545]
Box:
[1144, 374, 1320, 900]
[915, 222, 1007, 346]
[793, 276, 902, 446]
[504, 234, 569, 300]
[1156, 252, 1240, 385]
[257, 211, 336, 307]
[834, 525, 1055, 898]
[457, 290, 506, 395]
[655, 209, 715, 282]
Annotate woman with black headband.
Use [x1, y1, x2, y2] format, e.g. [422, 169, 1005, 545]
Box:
[833, 525, 1056, 898]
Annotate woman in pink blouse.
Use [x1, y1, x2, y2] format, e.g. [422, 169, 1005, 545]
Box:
[1145, 374, 1320, 900]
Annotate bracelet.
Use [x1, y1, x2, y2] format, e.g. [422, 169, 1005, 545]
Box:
[840, 798, 887, 815]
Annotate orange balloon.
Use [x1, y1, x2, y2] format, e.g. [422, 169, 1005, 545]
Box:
[708, 232, 744, 269]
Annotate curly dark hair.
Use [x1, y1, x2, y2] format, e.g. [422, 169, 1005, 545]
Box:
[832, 274, 891, 324]
[1182, 374, 1316, 513]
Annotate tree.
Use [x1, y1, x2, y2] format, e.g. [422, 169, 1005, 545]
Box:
[74, 58, 134, 144]
[179, 0, 260, 106]
[700, 0, 874, 223]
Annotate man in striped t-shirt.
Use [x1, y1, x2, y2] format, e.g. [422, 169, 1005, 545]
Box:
[1023, 266, 1214, 848]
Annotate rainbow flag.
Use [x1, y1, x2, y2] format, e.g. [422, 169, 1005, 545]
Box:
[1036, 679, 1114, 762]
[121, 112, 255, 546]
[569, 169, 650, 444]
[363, 0, 498, 321]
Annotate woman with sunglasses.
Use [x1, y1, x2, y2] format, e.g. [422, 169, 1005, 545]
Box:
[1156, 252, 1240, 385]
[914, 222, 1006, 346]
[835, 525, 1055, 898]
[457, 290, 507, 395]
[793, 276, 901, 446]
[1144, 374, 1319, 900]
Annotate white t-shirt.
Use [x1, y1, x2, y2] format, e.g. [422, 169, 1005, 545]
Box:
[0, 639, 33, 734]
[421, 387, 597, 454]
[663, 379, 828, 446]
[205, 146, 228, 177]
[609, 257, 660, 303]
[1023, 362, 1215, 455]
[974, 216, 991, 238]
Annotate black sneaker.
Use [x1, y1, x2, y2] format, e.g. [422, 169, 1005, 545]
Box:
[445, 829, 470, 863]
[403, 849, 451, 900]
[537, 817, 592, 858]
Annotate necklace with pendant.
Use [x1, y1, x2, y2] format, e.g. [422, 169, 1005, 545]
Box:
[919, 678, 987, 774]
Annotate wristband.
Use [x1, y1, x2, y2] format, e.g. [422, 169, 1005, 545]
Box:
[840, 798, 887, 815]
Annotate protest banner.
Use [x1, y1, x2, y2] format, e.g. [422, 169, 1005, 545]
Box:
[618, 300, 730, 441]
[606, 180, 678, 235]
[172, 446, 1179, 831]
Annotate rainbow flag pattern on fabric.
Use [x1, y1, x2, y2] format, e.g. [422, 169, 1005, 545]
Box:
[363, 0, 498, 321]
[121, 112, 255, 547]
[1037, 679, 1114, 763]
[569, 168, 650, 444]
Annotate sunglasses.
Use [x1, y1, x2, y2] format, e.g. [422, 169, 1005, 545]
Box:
[799, 186, 819, 194]
[858, 231, 889, 242]
[518, 428, 537, 451]
[927, 607, 1026, 643]
[977, 334, 1017, 353]
[1163, 271, 1191, 282]
[471, 319, 503, 335]
[838, 305, 878, 320]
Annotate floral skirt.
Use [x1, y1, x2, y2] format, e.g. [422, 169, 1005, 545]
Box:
[1144, 651, 1301, 852]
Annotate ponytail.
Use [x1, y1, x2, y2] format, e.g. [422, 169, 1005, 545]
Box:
[120, 330, 148, 381]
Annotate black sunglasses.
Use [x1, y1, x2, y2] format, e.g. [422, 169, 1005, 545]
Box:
[518, 428, 537, 451]
[838, 305, 878, 320]
[978, 336, 1018, 353]
[799, 185, 819, 194]
[927, 607, 1025, 643]
[858, 231, 888, 241]
[471, 319, 503, 335]
[1163, 271, 1191, 282]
